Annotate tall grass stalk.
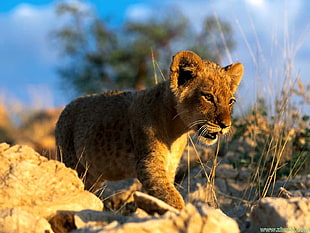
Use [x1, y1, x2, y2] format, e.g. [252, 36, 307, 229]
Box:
[236, 7, 309, 200]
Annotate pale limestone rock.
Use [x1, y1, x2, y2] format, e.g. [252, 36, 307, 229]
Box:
[133, 191, 179, 215]
[0, 143, 103, 232]
[247, 197, 310, 233]
[0, 208, 54, 233]
[71, 203, 240, 233]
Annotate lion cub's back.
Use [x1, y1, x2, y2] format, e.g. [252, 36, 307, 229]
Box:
[76, 90, 133, 122]
[55, 91, 134, 168]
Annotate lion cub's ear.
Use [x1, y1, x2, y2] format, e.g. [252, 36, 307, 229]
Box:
[224, 63, 244, 93]
[170, 51, 204, 90]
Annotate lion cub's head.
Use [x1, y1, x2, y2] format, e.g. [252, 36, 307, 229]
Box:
[170, 51, 244, 145]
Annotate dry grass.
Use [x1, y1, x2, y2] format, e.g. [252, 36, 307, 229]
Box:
[228, 10, 309, 203]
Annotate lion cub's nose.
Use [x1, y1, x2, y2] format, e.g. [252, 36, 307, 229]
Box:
[219, 122, 230, 129]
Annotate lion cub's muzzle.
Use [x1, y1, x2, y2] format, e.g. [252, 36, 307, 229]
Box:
[196, 122, 230, 145]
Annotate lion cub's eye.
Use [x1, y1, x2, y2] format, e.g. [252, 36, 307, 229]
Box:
[202, 93, 214, 102]
[229, 98, 236, 105]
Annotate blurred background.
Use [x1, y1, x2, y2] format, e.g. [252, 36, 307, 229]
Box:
[0, 0, 309, 179]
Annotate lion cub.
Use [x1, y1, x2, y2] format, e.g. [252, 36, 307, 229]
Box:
[55, 51, 243, 209]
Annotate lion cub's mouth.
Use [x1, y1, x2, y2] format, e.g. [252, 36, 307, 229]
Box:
[197, 128, 219, 140]
[196, 124, 221, 145]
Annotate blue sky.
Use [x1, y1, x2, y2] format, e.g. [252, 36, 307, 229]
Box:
[0, 0, 309, 111]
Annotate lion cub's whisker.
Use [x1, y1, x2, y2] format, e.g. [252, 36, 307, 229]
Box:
[187, 120, 207, 129]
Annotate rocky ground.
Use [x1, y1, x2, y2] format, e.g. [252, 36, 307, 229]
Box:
[0, 143, 309, 233]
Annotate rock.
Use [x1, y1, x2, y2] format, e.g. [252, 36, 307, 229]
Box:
[226, 178, 251, 198]
[103, 178, 141, 214]
[0, 208, 54, 233]
[246, 197, 310, 233]
[216, 163, 238, 179]
[238, 167, 252, 180]
[215, 178, 228, 193]
[133, 191, 179, 215]
[277, 187, 294, 198]
[68, 202, 240, 233]
[49, 190, 240, 233]
[0, 143, 103, 232]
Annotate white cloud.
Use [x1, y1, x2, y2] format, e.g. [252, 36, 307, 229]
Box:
[0, 3, 58, 65]
[0, 1, 94, 107]
[245, 0, 266, 8]
[0, 3, 62, 106]
[12, 3, 38, 18]
[125, 3, 153, 21]
[0, 1, 93, 65]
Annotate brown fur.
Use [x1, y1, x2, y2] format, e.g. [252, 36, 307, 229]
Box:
[55, 51, 244, 209]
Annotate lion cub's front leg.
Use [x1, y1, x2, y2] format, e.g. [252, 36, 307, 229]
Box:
[135, 148, 185, 210]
